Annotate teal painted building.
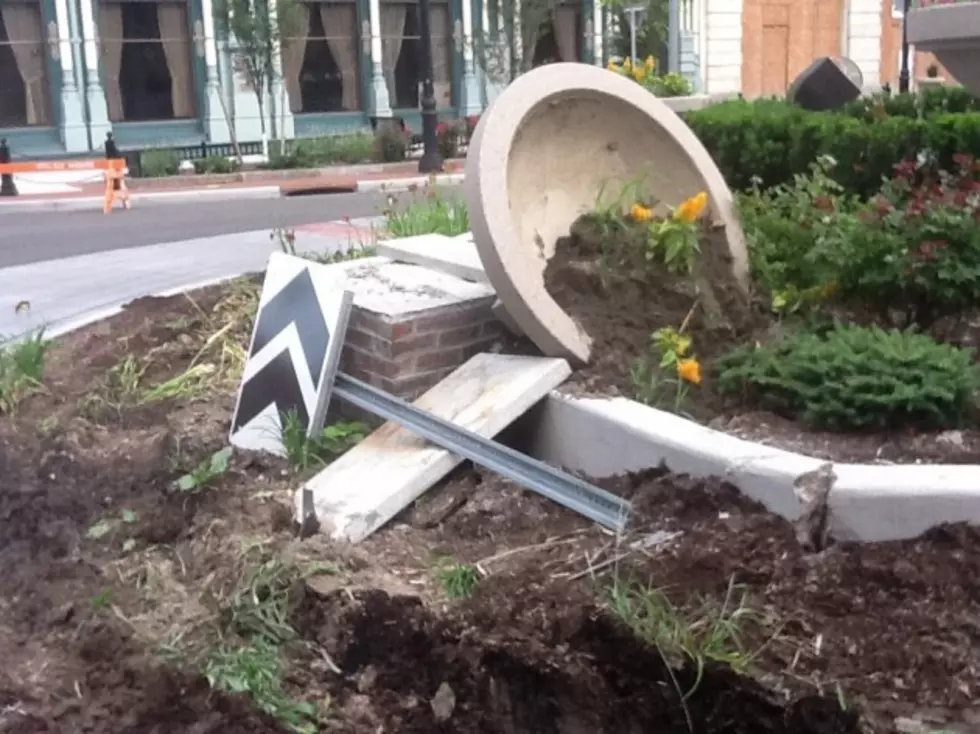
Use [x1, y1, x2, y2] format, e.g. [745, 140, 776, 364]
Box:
[0, 0, 607, 157]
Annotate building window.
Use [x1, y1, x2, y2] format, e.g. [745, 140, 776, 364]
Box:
[529, 5, 580, 66]
[0, 0, 51, 127]
[381, 0, 453, 110]
[99, 0, 196, 122]
[284, 1, 361, 113]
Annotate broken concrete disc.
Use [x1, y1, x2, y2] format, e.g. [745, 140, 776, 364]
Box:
[464, 62, 749, 366]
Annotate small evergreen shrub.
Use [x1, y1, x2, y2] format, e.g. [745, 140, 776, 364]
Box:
[374, 123, 409, 163]
[715, 324, 980, 431]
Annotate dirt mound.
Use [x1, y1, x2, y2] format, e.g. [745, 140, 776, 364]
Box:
[0, 622, 292, 733]
[294, 586, 860, 734]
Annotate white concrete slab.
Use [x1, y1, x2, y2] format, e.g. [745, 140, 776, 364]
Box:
[297, 352, 571, 543]
[375, 233, 488, 284]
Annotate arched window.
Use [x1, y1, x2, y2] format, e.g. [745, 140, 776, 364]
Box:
[0, 0, 51, 127]
[99, 0, 196, 121]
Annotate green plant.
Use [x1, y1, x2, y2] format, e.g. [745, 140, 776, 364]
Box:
[630, 325, 702, 413]
[374, 123, 409, 163]
[685, 97, 980, 196]
[736, 155, 852, 310]
[267, 134, 376, 169]
[280, 410, 366, 472]
[206, 639, 318, 733]
[384, 183, 470, 237]
[819, 154, 980, 329]
[716, 324, 980, 431]
[436, 119, 466, 160]
[272, 227, 376, 264]
[434, 561, 481, 598]
[0, 328, 49, 415]
[140, 149, 182, 177]
[175, 447, 232, 492]
[194, 155, 241, 174]
[608, 577, 758, 698]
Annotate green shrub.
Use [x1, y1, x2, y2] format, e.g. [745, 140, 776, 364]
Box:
[839, 87, 980, 121]
[685, 98, 980, 196]
[140, 149, 181, 178]
[374, 124, 409, 163]
[716, 324, 980, 431]
[266, 133, 376, 169]
[194, 155, 240, 174]
[818, 154, 980, 329]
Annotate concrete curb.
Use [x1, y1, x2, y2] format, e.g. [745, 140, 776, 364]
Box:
[355, 173, 465, 193]
[524, 393, 980, 543]
[0, 185, 282, 213]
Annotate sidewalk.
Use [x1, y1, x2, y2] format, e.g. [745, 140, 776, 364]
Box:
[0, 160, 465, 213]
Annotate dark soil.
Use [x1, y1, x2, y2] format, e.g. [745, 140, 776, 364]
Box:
[334, 467, 980, 733]
[543, 215, 980, 464]
[3, 278, 978, 733]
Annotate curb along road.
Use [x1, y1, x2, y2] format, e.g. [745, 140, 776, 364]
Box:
[0, 173, 465, 214]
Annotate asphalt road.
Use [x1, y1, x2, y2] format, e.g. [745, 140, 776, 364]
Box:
[0, 191, 391, 269]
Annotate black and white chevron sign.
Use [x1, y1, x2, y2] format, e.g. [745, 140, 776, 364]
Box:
[230, 252, 354, 456]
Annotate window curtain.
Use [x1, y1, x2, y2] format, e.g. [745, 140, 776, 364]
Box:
[319, 2, 359, 111]
[379, 2, 406, 106]
[282, 3, 310, 112]
[98, 2, 125, 121]
[157, 2, 195, 118]
[1, 2, 48, 125]
[554, 5, 577, 62]
[430, 3, 451, 107]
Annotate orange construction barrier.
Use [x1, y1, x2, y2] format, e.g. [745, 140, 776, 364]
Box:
[0, 158, 129, 214]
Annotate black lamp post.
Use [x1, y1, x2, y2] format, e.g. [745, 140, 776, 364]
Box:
[899, 0, 912, 93]
[0, 139, 17, 197]
[417, 0, 443, 173]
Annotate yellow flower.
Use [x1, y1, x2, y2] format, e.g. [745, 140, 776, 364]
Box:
[622, 57, 632, 71]
[677, 358, 702, 385]
[673, 191, 708, 224]
[630, 203, 653, 223]
[606, 60, 620, 72]
[644, 55, 655, 71]
[632, 66, 646, 82]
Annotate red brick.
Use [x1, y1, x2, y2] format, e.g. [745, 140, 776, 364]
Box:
[381, 367, 456, 401]
[344, 327, 378, 353]
[460, 338, 497, 361]
[387, 332, 440, 359]
[438, 324, 484, 348]
[410, 299, 495, 334]
[341, 345, 400, 379]
[413, 347, 465, 373]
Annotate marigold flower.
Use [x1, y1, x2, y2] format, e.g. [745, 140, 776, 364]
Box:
[632, 66, 645, 82]
[674, 192, 708, 224]
[644, 55, 655, 71]
[606, 60, 619, 72]
[630, 203, 653, 223]
[622, 57, 632, 71]
[677, 358, 702, 385]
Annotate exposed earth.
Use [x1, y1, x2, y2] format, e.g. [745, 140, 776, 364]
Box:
[543, 215, 980, 464]
[1, 279, 978, 733]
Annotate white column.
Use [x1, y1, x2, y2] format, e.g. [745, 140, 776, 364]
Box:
[78, 0, 111, 148]
[460, 0, 481, 114]
[592, 0, 603, 65]
[199, 0, 231, 142]
[369, 0, 392, 116]
[54, 0, 86, 150]
[268, 0, 294, 139]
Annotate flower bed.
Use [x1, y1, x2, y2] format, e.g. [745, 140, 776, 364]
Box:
[543, 151, 980, 463]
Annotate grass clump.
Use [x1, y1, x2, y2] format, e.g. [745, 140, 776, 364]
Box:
[608, 577, 759, 697]
[280, 410, 366, 472]
[384, 181, 469, 237]
[434, 561, 481, 599]
[0, 328, 49, 415]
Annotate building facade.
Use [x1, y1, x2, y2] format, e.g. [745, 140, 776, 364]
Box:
[0, 0, 607, 157]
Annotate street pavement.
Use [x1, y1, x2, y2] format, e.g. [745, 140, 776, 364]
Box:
[0, 217, 384, 341]
[0, 190, 392, 268]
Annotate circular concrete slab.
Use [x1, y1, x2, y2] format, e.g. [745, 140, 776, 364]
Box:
[465, 62, 749, 366]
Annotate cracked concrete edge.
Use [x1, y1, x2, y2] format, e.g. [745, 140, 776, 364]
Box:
[524, 392, 980, 544]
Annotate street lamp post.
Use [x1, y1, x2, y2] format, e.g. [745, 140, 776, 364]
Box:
[899, 0, 912, 93]
[417, 0, 443, 173]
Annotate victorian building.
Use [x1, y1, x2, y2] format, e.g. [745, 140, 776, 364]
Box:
[0, 0, 608, 157]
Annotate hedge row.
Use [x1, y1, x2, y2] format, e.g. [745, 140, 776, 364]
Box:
[684, 91, 980, 197]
